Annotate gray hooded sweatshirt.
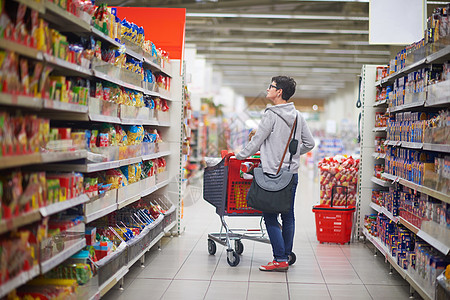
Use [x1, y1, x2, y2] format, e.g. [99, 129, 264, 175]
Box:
[236, 103, 315, 174]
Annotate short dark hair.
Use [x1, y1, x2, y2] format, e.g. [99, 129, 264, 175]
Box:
[271, 76, 296, 100]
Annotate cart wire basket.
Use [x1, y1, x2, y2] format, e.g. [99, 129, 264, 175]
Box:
[203, 153, 297, 267]
[312, 185, 356, 245]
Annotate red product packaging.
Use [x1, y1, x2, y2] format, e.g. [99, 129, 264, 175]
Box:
[58, 128, 72, 140]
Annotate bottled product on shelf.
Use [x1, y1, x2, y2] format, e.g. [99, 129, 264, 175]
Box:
[360, 3, 450, 299]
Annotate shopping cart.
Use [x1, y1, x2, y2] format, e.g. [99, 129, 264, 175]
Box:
[312, 185, 356, 244]
[203, 153, 296, 267]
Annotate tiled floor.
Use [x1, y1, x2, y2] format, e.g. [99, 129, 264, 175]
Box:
[103, 172, 422, 300]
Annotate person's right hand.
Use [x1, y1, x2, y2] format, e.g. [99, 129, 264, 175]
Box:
[248, 129, 256, 141]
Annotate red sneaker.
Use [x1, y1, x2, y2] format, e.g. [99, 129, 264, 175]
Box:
[259, 260, 289, 272]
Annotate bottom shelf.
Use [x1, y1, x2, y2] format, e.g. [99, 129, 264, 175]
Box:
[362, 228, 434, 300]
[0, 265, 40, 298]
[95, 222, 167, 298]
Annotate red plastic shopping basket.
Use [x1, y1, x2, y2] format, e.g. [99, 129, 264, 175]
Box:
[312, 185, 355, 244]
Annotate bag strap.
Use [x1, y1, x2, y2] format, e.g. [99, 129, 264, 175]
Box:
[288, 114, 298, 170]
[276, 116, 297, 175]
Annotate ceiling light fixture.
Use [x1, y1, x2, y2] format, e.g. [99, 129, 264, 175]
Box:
[186, 12, 369, 21]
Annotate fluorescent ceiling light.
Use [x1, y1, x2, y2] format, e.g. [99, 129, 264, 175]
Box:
[202, 53, 388, 63]
[186, 12, 368, 21]
[186, 37, 335, 44]
[192, 45, 390, 56]
[186, 25, 369, 35]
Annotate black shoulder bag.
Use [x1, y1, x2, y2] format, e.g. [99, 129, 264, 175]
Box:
[246, 115, 298, 213]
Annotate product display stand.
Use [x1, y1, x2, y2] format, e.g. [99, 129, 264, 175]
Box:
[359, 43, 450, 299]
[0, 1, 184, 298]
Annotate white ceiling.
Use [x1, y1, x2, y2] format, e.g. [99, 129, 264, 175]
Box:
[101, 0, 446, 99]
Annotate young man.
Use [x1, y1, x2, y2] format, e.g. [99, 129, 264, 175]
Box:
[236, 76, 315, 271]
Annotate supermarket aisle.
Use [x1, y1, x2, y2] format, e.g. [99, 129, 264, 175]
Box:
[103, 172, 421, 300]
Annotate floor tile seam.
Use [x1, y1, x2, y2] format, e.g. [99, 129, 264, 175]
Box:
[246, 240, 255, 300]
[338, 242, 371, 287]
[203, 245, 224, 300]
[285, 272, 291, 300]
[304, 234, 334, 299]
[305, 229, 327, 285]
[159, 220, 216, 300]
[362, 284, 376, 300]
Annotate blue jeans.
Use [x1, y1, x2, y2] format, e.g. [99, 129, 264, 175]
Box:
[263, 173, 298, 262]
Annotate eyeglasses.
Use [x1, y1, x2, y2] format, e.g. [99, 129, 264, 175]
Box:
[268, 84, 280, 90]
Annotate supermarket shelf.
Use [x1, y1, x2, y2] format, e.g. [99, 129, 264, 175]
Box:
[41, 149, 87, 163]
[426, 44, 450, 63]
[416, 221, 450, 255]
[89, 114, 121, 124]
[125, 48, 144, 61]
[140, 184, 158, 198]
[363, 229, 407, 279]
[99, 266, 129, 298]
[143, 58, 172, 77]
[117, 195, 141, 210]
[398, 178, 449, 204]
[156, 179, 171, 190]
[43, 99, 88, 113]
[142, 151, 171, 161]
[373, 100, 387, 107]
[389, 100, 426, 113]
[381, 172, 397, 182]
[45, 156, 145, 173]
[164, 220, 177, 234]
[121, 118, 144, 125]
[369, 202, 399, 223]
[0, 264, 40, 298]
[119, 157, 142, 167]
[362, 228, 390, 260]
[436, 273, 450, 298]
[400, 217, 450, 255]
[386, 140, 402, 147]
[422, 143, 450, 153]
[0, 210, 41, 235]
[43, 1, 91, 33]
[142, 119, 159, 126]
[16, 0, 45, 13]
[85, 203, 117, 224]
[0, 39, 43, 60]
[371, 176, 392, 187]
[401, 142, 423, 149]
[382, 172, 450, 204]
[398, 217, 419, 234]
[40, 194, 89, 217]
[93, 70, 143, 93]
[0, 92, 43, 109]
[372, 152, 386, 159]
[127, 231, 165, 269]
[375, 45, 450, 87]
[43, 54, 92, 77]
[91, 27, 122, 48]
[372, 127, 387, 132]
[402, 58, 428, 76]
[158, 121, 172, 127]
[0, 153, 42, 170]
[40, 238, 86, 274]
[406, 274, 433, 300]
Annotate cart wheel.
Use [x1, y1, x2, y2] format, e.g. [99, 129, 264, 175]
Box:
[288, 252, 297, 265]
[208, 239, 216, 255]
[227, 250, 240, 267]
[235, 240, 244, 255]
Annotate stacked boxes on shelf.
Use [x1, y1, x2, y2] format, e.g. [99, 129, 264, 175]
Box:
[0, 1, 182, 299]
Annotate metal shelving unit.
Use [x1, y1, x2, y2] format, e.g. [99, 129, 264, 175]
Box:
[0, 1, 184, 297]
[361, 44, 450, 299]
